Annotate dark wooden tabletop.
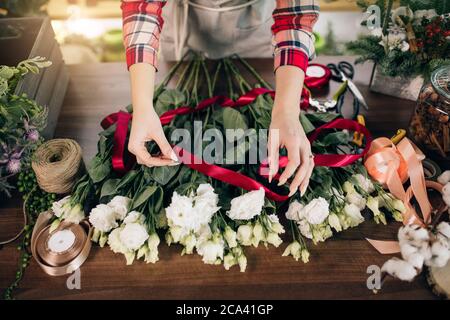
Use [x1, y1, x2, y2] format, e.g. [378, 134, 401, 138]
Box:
[0, 56, 437, 300]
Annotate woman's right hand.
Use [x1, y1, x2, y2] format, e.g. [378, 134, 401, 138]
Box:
[128, 108, 178, 167]
[128, 63, 178, 167]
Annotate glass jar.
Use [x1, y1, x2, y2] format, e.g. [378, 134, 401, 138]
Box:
[409, 66, 450, 167]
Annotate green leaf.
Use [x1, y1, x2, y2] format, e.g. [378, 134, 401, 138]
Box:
[100, 179, 120, 198]
[132, 185, 158, 210]
[306, 112, 339, 124]
[88, 156, 111, 183]
[320, 131, 350, 146]
[222, 108, 248, 130]
[116, 170, 138, 190]
[299, 113, 315, 134]
[155, 89, 186, 115]
[152, 165, 180, 185]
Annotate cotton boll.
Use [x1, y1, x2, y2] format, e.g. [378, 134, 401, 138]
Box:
[426, 239, 450, 268]
[443, 194, 450, 207]
[443, 183, 450, 197]
[437, 171, 450, 185]
[400, 242, 419, 259]
[437, 222, 450, 239]
[405, 252, 425, 270]
[382, 258, 417, 282]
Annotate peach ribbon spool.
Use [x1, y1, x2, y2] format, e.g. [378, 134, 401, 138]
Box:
[364, 137, 448, 254]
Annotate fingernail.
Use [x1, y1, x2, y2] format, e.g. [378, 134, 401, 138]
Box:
[300, 185, 307, 197]
[169, 161, 180, 166]
[277, 179, 285, 186]
[268, 173, 272, 183]
[288, 188, 296, 197]
[170, 151, 179, 162]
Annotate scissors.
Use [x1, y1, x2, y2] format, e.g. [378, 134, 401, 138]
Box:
[327, 61, 369, 110]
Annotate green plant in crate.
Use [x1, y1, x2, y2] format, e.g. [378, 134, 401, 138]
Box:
[0, 0, 49, 17]
[0, 56, 51, 196]
[349, 0, 449, 78]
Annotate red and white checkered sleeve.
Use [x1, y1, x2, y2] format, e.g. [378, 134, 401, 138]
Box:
[121, 0, 166, 70]
[272, 0, 320, 73]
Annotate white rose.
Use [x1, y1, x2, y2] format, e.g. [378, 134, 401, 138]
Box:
[108, 196, 131, 221]
[227, 188, 265, 220]
[268, 214, 285, 234]
[353, 174, 375, 193]
[192, 184, 220, 228]
[144, 249, 159, 264]
[147, 233, 160, 250]
[108, 228, 128, 254]
[282, 241, 302, 261]
[285, 201, 304, 221]
[237, 254, 247, 272]
[123, 210, 145, 225]
[237, 224, 253, 246]
[328, 213, 342, 232]
[181, 233, 197, 254]
[266, 232, 282, 247]
[197, 235, 224, 264]
[346, 191, 366, 211]
[89, 204, 118, 232]
[302, 197, 330, 225]
[52, 196, 70, 218]
[298, 220, 312, 239]
[252, 221, 264, 247]
[223, 253, 237, 270]
[343, 203, 364, 227]
[119, 222, 149, 251]
[165, 192, 194, 227]
[64, 204, 85, 224]
[224, 226, 238, 248]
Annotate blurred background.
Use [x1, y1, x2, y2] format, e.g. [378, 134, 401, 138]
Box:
[0, 0, 365, 65]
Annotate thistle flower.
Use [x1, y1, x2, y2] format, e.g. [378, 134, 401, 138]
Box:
[6, 158, 21, 174]
[26, 129, 40, 142]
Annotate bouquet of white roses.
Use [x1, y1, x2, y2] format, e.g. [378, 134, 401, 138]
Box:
[52, 54, 405, 271]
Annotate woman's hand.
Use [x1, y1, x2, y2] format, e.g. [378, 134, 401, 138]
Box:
[128, 63, 177, 167]
[128, 108, 178, 167]
[268, 65, 314, 197]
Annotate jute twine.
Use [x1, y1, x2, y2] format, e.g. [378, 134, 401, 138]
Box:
[32, 139, 84, 194]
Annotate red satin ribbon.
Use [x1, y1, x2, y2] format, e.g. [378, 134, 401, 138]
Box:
[101, 92, 371, 201]
[304, 63, 332, 89]
[259, 118, 373, 179]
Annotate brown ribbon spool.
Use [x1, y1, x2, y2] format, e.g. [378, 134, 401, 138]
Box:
[31, 211, 93, 276]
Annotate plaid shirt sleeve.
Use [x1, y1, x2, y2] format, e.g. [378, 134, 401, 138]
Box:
[272, 0, 320, 73]
[121, 0, 166, 70]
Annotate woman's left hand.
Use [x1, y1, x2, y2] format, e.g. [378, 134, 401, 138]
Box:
[268, 107, 314, 197]
[268, 65, 314, 197]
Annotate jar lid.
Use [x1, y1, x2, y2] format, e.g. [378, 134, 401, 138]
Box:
[431, 66, 450, 100]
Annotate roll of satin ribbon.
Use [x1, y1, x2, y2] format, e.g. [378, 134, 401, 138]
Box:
[364, 137, 448, 254]
[31, 211, 92, 276]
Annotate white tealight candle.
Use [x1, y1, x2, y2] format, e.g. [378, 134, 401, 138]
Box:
[47, 229, 76, 253]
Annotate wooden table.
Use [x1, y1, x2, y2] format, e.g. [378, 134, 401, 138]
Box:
[0, 56, 437, 300]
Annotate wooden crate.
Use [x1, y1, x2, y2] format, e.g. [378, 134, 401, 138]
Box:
[0, 17, 68, 139]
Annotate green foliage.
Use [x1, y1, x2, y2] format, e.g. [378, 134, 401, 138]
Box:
[349, 3, 449, 78]
[0, 57, 50, 196]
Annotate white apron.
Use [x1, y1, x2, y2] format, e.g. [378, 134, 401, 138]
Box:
[160, 0, 275, 60]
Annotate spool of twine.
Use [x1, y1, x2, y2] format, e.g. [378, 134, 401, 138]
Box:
[32, 139, 84, 194]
